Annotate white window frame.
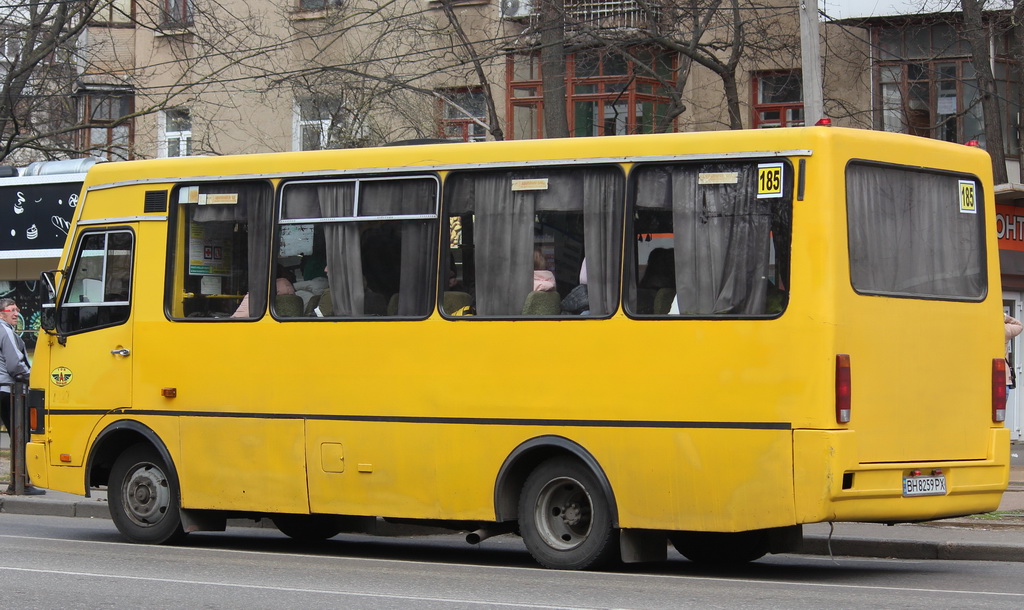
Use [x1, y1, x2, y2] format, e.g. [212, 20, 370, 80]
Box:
[158, 108, 192, 158]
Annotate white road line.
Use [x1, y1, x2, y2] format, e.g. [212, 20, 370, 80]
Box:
[0, 566, 579, 609]
[2, 533, 1022, 600]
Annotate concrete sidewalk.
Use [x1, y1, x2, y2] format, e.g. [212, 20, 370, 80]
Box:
[2, 441, 1024, 563]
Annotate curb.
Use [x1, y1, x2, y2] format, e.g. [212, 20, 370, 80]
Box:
[0, 495, 109, 520]
[801, 535, 1024, 563]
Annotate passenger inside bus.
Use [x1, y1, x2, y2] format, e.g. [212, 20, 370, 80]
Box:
[637, 247, 675, 314]
[533, 247, 556, 292]
[561, 259, 590, 315]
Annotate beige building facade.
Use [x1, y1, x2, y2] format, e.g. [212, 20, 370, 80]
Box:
[67, 1, 877, 159]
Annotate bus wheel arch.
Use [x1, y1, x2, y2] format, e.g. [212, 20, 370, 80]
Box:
[86, 420, 178, 491]
[88, 421, 186, 544]
[493, 435, 618, 526]
[494, 436, 621, 569]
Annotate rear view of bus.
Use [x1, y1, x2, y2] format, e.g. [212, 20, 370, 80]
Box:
[792, 131, 1009, 527]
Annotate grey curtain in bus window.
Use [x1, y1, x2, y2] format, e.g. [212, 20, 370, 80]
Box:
[317, 183, 363, 316]
[846, 164, 985, 299]
[292, 179, 438, 317]
[359, 180, 437, 316]
[192, 184, 272, 316]
[635, 164, 771, 315]
[447, 168, 622, 316]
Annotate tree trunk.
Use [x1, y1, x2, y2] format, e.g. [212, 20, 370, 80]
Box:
[539, 0, 569, 138]
[962, 0, 1008, 183]
[1014, 0, 1024, 181]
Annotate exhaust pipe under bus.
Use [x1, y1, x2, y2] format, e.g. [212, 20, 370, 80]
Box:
[466, 522, 516, 544]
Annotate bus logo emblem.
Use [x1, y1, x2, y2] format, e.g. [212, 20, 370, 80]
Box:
[51, 367, 73, 387]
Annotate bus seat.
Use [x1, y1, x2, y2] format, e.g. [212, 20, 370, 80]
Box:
[653, 288, 675, 315]
[443, 291, 472, 314]
[522, 290, 561, 315]
[364, 290, 387, 316]
[314, 291, 333, 316]
[636, 288, 655, 314]
[275, 294, 304, 317]
[387, 293, 400, 316]
[303, 293, 321, 316]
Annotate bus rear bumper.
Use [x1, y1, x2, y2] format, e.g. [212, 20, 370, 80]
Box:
[793, 428, 1010, 524]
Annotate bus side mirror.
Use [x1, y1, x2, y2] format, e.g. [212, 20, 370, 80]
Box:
[39, 271, 58, 333]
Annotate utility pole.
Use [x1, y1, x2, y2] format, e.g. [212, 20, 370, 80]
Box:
[799, 0, 824, 124]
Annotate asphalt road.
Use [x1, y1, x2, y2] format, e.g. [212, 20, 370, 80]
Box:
[2, 513, 1024, 609]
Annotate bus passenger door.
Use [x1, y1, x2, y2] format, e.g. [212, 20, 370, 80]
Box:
[46, 228, 136, 465]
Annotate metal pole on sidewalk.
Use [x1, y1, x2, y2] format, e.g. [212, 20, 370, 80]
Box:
[10, 380, 26, 495]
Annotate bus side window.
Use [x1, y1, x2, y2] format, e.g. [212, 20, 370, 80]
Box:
[444, 166, 623, 318]
[276, 177, 439, 319]
[628, 162, 792, 317]
[167, 182, 273, 320]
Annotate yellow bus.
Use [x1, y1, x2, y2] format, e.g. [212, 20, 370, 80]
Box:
[26, 126, 1010, 569]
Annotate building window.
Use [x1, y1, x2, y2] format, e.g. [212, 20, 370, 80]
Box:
[878, 60, 984, 143]
[752, 72, 804, 128]
[439, 88, 488, 142]
[91, 0, 134, 25]
[298, 0, 344, 9]
[1, 29, 21, 62]
[873, 22, 1019, 153]
[165, 108, 192, 157]
[163, 0, 193, 27]
[297, 97, 360, 150]
[507, 47, 677, 140]
[80, 91, 133, 161]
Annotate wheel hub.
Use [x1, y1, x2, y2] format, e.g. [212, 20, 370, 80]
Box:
[561, 503, 582, 526]
[534, 476, 593, 551]
[123, 464, 170, 527]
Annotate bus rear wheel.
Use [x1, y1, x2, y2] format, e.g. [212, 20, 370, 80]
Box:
[272, 515, 345, 542]
[518, 457, 618, 570]
[108, 444, 186, 544]
[669, 530, 769, 565]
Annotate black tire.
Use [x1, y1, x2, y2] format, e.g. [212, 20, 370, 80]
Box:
[108, 444, 186, 544]
[518, 457, 619, 570]
[669, 530, 769, 565]
[272, 515, 344, 542]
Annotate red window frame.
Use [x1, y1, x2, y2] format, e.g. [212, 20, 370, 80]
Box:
[506, 48, 678, 140]
[751, 72, 804, 129]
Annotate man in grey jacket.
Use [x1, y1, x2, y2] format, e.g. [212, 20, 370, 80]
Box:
[0, 297, 44, 494]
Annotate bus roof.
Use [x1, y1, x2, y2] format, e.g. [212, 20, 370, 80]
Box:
[81, 127, 993, 190]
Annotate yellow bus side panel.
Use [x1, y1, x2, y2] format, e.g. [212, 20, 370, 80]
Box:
[305, 422, 795, 532]
[179, 417, 309, 513]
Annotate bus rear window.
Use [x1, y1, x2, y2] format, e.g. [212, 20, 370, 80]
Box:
[846, 163, 986, 300]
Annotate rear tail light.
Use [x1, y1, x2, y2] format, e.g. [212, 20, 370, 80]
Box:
[993, 358, 1007, 422]
[836, 354, 851, 423]
[27, 388, 46, 435]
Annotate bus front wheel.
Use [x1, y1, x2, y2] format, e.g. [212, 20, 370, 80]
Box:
[108, 444, 186, 544]
[518, 457, 619, 570]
